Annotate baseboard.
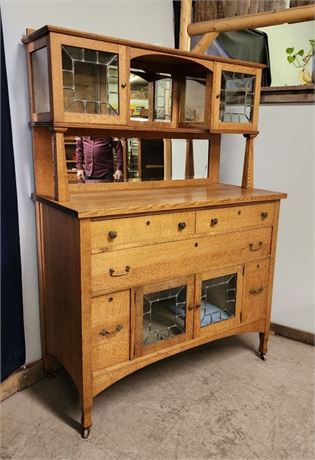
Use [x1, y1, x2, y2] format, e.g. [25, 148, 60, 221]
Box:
[0, 360, 45, 402]
[271, 323, 315, 346]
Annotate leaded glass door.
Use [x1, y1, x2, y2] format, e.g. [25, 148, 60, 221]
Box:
[49, 34, 127, 124]
[134, 276, 194, 357]
[194, 266, 243, 338]
[212, 63, 261, 133]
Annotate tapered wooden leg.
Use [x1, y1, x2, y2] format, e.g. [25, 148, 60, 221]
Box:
[258, 331, 269, 361]
[81, 397, 93, 438]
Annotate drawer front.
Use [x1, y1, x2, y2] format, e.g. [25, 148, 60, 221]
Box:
[92, 291, 130, 372]
[196, 203, 275, 235]
[91, 211, 195, 252]
[242, 259, 270, 323]
[92, 227, 272, 294]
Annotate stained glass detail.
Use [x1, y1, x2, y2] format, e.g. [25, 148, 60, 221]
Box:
[143, 285, 186, 345]
[220, 72, 255, 124]
[200, 274, 236, 327]
[62, 45, 119, 115]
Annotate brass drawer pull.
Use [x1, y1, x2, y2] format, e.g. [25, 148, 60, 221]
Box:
[261, 212, 269, 220]
[210, 218, 218, 226]
[109, 265, 130, 277]
[249, 287, 264, 296]
[178, 222, 186, 230]
[108, 231, 117, 240]
[188, 305, 194, 311]
[249, 241, 263, 251]
[99, 324, 123, 337]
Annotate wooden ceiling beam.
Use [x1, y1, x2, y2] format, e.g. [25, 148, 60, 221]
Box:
[187, 4, 315, 36]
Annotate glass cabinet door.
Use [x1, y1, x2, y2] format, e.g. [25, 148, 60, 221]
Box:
[134, 277, 194, 357]
[195, 266, 242, 338]
[49, 35, 127, 124]
[212, 63, 261, 132]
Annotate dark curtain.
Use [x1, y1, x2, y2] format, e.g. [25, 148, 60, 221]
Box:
[1, 20, 26, 381]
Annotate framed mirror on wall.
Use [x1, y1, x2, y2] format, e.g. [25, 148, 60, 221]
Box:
[64, 136, 210, 184]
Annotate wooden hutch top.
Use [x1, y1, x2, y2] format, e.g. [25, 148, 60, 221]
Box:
[23, 25, 286, 208]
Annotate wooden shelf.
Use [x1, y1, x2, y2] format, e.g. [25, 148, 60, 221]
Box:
[260, 85, 315, 104]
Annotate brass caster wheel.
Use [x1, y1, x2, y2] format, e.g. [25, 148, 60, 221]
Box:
[82, 427, 91, 439]
[260, 352, 267, 361]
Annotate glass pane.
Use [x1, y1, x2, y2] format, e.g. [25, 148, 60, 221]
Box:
[130, 70, 149, 120]
[220, 72, 255, 123]
[200, 274, 236, 327]
[62, 45, 119, 115]
[182, 77, 206, 123]
[154, 76, 172, 122]
[143, 285, 187, 346]
[31, 47, 50, 113]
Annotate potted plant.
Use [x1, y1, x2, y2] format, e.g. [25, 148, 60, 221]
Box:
[286, 39, 315, 85]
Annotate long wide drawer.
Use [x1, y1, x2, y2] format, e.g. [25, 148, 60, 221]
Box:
[91, 211, 195, 252]
[196, 202, 275, 235]
[92, 227, 272, 294]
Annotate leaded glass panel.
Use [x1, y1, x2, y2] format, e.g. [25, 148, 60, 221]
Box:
[220, 72, 255, 124]
[200, 274, 236, 327]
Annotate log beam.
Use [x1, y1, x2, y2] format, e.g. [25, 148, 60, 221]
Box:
[187, 5, 315, 36]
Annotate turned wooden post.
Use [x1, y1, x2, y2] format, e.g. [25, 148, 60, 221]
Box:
[242, 134, 257, 189]
[185, 139, 194, 179]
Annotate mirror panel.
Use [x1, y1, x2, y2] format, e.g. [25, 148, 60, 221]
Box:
[65, 137, 209, 184]
[181, 77, 206, 123]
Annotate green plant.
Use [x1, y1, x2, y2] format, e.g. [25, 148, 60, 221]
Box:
[286, 39, 315, 71]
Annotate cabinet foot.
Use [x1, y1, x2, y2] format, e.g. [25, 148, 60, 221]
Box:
[82, 427, 91, 439]
[259, 331, 269, 355]
[258, 352, 267, 361]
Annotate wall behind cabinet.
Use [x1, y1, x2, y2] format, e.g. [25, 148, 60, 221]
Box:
[0, 0, 174, 364]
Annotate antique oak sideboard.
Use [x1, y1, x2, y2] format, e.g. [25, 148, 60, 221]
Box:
[23, 25, 286, 437]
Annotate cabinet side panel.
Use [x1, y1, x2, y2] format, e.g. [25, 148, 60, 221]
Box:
[41, 204, 83, 389]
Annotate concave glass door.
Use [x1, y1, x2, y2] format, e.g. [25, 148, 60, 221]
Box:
[200, 273, 237, 327]
[219, 72, 255, 124]
[62, 45, 119, 115]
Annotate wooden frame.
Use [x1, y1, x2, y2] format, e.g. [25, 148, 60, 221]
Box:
[211, 63, 262, 133]
[194, 265, 243, 338]
[133, 276, 194, 357]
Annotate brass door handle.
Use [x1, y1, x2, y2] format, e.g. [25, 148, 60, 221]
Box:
[178, 222, 186, 230]
[210, 218, 218, 226]
[188, 305, 194, 311]
[261, 212, 268, 220]
[121, 83, 127, 88]
[109, 265, 130, 277]
[108, 231, 118, 240]
[249, 241, 263, 251]
[99, 324, 123, 337]
[249, 287, 264, 295]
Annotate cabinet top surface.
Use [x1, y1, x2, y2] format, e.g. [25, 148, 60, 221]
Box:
[22, 24, 265, 69]
[36, 183, 287, 219]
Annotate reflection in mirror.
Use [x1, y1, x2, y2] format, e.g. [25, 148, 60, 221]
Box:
[220, 72, 255, 123]
[130, 69, 172, 122]
[181, 77, 206, 123]
[66, 137, 209, 184]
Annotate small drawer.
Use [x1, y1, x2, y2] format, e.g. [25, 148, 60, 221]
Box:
[91, 227, 272, 294]
[196, 203, 275, 235]
[91, 211, 195, 252]
[242, 259, 270, 323]
[92, 291, 130, 372]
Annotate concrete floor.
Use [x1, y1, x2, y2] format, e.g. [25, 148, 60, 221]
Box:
[1, 333, 314, 460]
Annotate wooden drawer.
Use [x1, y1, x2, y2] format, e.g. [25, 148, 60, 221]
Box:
[196, 203, 275, 235]
[92, 291, 130, 372]
[242, 259, 270, 324]
[92, 227, 272, 294]
[91, 211, 195, 252]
